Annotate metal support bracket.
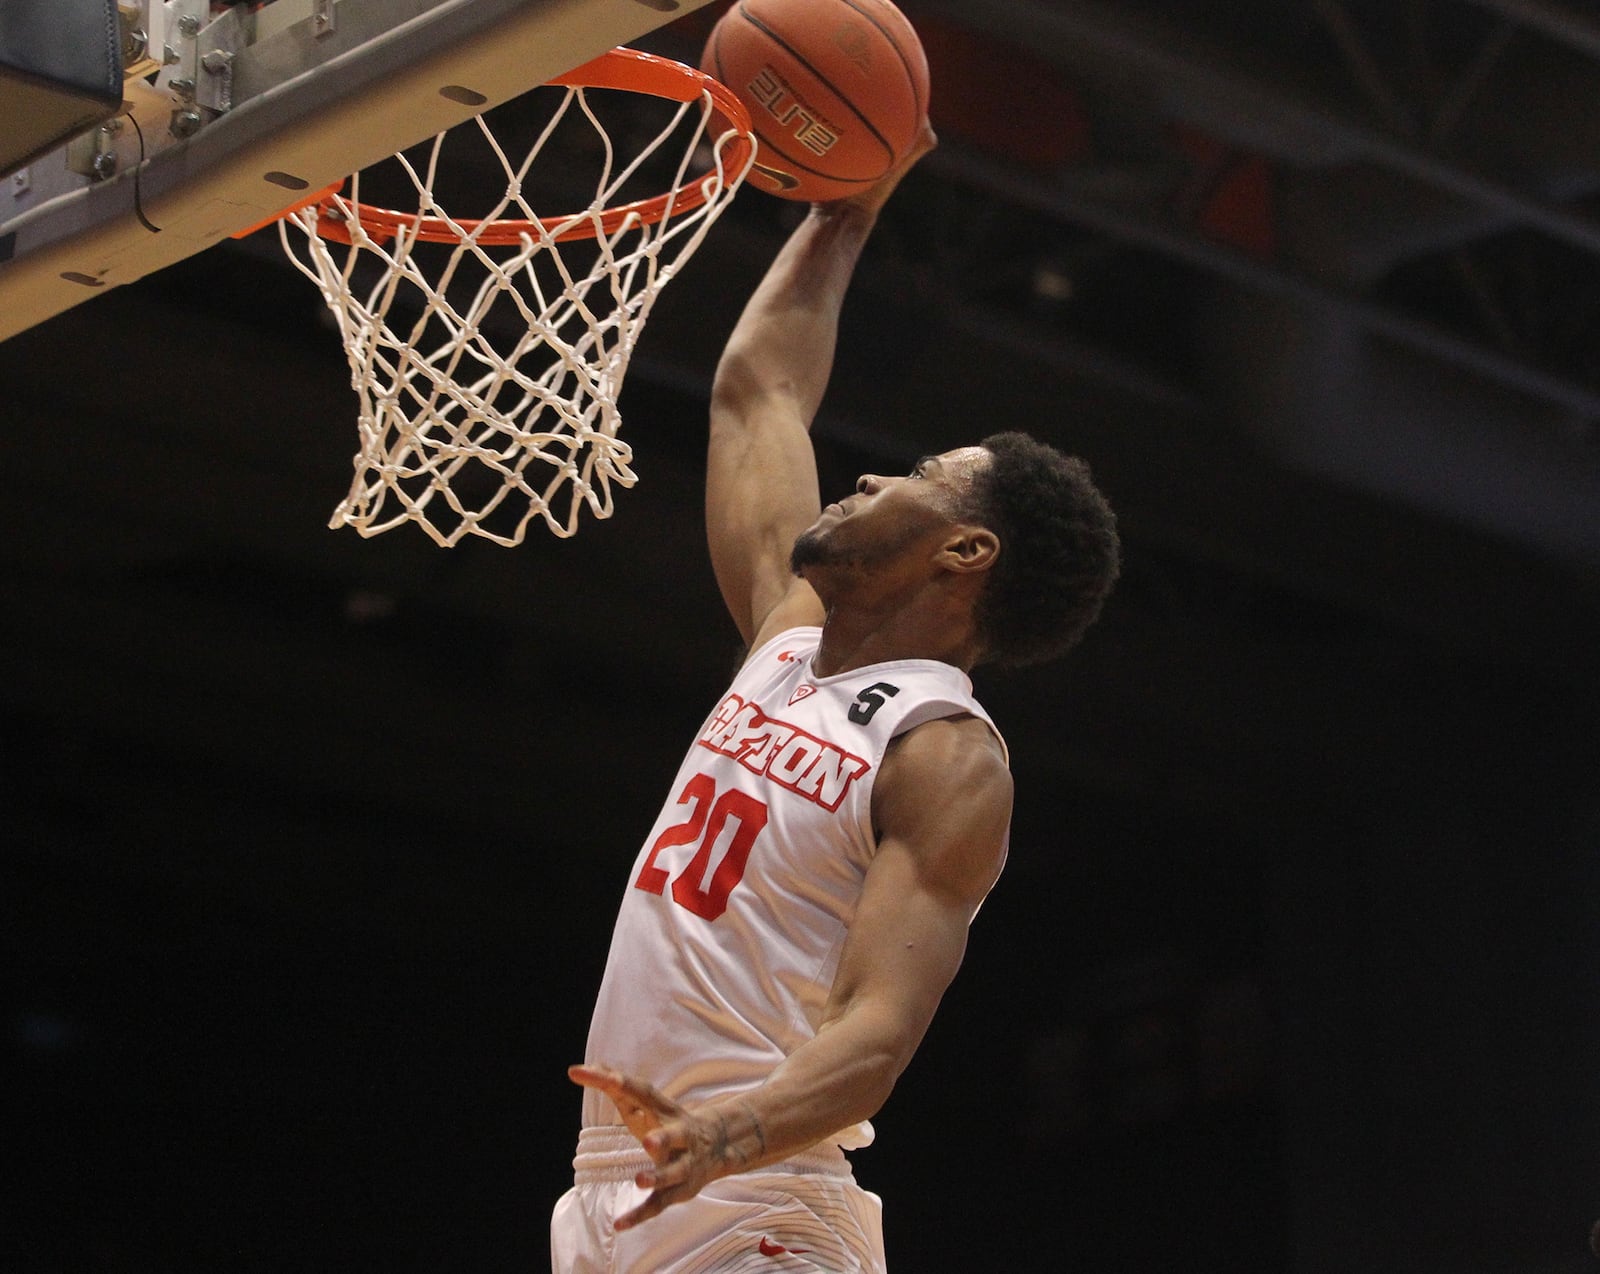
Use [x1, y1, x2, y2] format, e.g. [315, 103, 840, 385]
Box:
[119, 2, 159, 80]
[66, 120, 125, 182]
[197, 8, 250, 114]
[158, 0, 207, 139]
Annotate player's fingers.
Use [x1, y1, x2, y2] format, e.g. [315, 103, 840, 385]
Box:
[636, 1147, 694, 1190]
[567, 1062, 618, 1092]
[640, 1119, 690, 1159]
[615, 1189, 669, 1233]
[906, 121, 937, 163]
[614, 1206, 653, 1232]
[568, 1065, 675, 1147]
[569, 1064, 676, 1115]
[568, 1062, 636, 1095]
[615, 1178, 701, 1233]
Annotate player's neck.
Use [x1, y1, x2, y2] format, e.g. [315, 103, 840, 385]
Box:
[812, 584, 982, 677]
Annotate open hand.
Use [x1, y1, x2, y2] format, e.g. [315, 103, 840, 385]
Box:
[569, 1063, 765, 1231]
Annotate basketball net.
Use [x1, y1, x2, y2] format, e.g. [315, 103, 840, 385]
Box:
[277, 49, 755, 546]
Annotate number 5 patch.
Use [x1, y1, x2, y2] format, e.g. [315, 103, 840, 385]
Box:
[848, 682, 900, 725]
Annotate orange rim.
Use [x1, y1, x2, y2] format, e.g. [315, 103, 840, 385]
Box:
[311, 48, 754, 247]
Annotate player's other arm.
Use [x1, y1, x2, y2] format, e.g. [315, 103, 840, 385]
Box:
[573, 713, 1010, 1229]
[706, 127, 937, 649]
[742, 713, 1012, 1137]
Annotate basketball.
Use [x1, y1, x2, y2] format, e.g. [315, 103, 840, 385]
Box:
[701, 0, 929, 202]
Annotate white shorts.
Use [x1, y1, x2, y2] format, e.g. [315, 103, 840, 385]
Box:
[551, 1126, 888, 1274]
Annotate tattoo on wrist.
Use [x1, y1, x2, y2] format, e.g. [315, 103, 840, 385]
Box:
[707, 1104, 768, 1171]
[710, 1110, 737, 1168]
[740, 1100, 767, 1160]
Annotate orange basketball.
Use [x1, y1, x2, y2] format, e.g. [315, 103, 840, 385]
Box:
[701, 0, 929, 202]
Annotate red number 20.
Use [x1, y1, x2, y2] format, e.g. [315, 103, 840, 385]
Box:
[634, 773, 769, 921]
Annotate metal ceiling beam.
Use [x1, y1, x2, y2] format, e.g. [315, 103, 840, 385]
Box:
[926, 141, 1600, 424]
[911, 0, 1600, 262]
[1461, 0, 1600, 61]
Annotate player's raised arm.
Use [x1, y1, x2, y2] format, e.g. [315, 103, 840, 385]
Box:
[706, 127, 937, 648]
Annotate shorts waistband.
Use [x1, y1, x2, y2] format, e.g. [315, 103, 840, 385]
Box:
[573, 1125, 852, 1185]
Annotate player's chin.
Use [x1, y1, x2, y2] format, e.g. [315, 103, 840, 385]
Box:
[790, 519, 837, 574]
[789, 531, 819, 577]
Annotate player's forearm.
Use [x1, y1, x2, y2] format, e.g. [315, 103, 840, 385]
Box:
[711, 203, 881, 431]
[694, 1007, 911, 1178]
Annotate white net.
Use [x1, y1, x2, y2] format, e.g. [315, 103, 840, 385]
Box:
[279, 52, 753, 546]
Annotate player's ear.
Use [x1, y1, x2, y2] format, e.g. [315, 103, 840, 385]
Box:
[939, 525, 1000, 575]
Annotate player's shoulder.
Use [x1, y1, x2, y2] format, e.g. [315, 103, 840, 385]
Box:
[881, 712, 1012, 799]
[873, 713, 1012, 897]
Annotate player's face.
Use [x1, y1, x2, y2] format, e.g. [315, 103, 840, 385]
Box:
[791, 446, 991, 577]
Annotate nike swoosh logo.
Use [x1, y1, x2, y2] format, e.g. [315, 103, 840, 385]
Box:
[751, 162, 801, 192]
[759, 1236, 811, 1257]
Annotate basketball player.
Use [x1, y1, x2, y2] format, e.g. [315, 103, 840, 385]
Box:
[553, 127, 1120, 1272]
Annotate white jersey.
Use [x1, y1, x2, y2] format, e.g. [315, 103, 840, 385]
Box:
[581, 627, 1008, 1150]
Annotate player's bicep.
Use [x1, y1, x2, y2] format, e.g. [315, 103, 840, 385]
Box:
[819, 723, 1013, 1062]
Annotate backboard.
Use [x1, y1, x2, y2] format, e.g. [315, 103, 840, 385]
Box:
[0, 0, 723, 343]
[0, 1, 124, 177]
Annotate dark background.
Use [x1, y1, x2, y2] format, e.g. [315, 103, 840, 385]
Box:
[5, 1, 1599, 1270]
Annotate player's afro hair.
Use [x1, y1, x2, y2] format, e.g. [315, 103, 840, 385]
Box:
[968, 432, 1120, 668]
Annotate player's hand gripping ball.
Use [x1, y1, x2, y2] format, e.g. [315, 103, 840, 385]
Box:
[702, 0, 930, 202]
